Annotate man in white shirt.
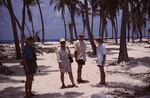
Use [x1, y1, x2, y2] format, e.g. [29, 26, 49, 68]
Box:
[95, 36, 106, 85]
[74, 33, 87, 83]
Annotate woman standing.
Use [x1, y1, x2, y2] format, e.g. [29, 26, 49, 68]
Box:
[22, 35, 37, 98]
[57, 38, 78, 88]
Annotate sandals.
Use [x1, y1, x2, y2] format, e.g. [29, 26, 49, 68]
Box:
[96, 82, 106, 85]
[77, 79, 88, 83]
[30, 93, 36, 96]
[72, 84, 78, 88]
[60, 84, 67, 89]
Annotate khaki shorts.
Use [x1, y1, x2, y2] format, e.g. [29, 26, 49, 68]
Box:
[60, 59, 72, 73]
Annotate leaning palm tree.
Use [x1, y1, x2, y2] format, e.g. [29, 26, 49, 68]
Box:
[66, 0, 82, 40]
[36, 0, 45, 44]
[89, 0, 99, 34]
[106, 0, 122, 43]
[84, 0, 96, 54]
[2, 0, 22, 59]
[78, 2, 86, 33]
[50, 0, 67, 40]
[97, 0, 107, 39]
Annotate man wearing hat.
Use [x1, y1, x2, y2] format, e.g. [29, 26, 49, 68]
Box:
[74, 33, 87, 83]
[95, 36, 106, 85]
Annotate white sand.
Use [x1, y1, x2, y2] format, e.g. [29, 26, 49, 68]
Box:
[0, 39, 150, 98]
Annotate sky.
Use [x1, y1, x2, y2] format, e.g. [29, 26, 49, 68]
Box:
[0, 0, 149, 41]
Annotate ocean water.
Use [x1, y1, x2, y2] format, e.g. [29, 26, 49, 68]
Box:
[0, 39, 60, 43]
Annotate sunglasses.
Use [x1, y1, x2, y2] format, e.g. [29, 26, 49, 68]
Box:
[60, 42, 66, 44]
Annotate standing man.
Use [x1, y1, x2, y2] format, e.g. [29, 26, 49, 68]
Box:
[74, 33, 88, 83]
[95, 36, 106, 85]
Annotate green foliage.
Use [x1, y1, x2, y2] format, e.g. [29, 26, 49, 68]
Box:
[45, 49, 55, 53]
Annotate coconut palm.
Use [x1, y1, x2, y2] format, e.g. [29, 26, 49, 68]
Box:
[84, 0, 96, 54]
[50, 0, 67, 40]
[36, 0, 45, 44]
[25, 0, 35, 39]
[66, 0, 80, 40]
[106, 0, 122, 43]
[97, 0, 108, 39]
[2, 0, 22, 59]
[89, 0, 99, 34]
[118, 0, 129, 63]
[78, 2, 86, 33]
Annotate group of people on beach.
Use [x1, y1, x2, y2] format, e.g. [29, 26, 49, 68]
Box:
[22, 32, 106, 98]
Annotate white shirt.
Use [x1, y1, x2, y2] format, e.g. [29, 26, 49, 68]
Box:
[97, 43, 106, 65]
[57, 46, 70, 63]
[74, 40, 86, 61]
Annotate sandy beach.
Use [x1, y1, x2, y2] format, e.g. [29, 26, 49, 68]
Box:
[0, 39, 150, 98]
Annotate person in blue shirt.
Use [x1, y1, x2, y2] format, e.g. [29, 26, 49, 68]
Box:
[22, 35, 37, 98]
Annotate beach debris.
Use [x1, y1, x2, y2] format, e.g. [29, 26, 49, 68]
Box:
[0, 62, 14, 75]
[0, 52, 8, 60]
[91, 93, 108, 98]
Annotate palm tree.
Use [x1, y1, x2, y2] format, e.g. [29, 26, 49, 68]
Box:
[36, 0, 45, 44]
[66, 0, 79, 40]
[50, 0, 67, 40]
[21, 0, 26, 49]
[26, 1, 35, 39]
[66, 22, 73, 44]
[84, 0, 96, 54]
[2, 0, 22, 59]
[89, 0, 99, 34]
[118, 0, 129, 63]
[78, 2, 86, 33]
[97, 0, 108, 39]
[106, 0, 122, 43]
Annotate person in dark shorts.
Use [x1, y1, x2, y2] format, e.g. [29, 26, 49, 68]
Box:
[74, 33, 88, 83]
[22, 35, 37, 98]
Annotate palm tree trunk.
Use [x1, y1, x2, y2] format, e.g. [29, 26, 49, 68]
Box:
[127, 2, 130, 42]
[73, 17, 78, 39]
[36, 0, 44, 44]
[21, 0, 26, 49]
[84, 0, 96, 54]
[91, 9, 94, 34]
[6, 0, 22, 59]
[118, 0, 129, 63]
[62, 14, 67, 40]
[82, 13, 85, 33]
[25, 23, 32, 35]
[105, 26, 108, 41]
[99, 17, 102, 36]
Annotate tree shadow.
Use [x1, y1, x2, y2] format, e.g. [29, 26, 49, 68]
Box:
[91, 82, 149, 97]
[35, 91, 84, 98]
[86, 51, 97, 58]
[134, 57, 150, 65]
[0, 74, 22, 83]
[0, 86, 24, 98]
